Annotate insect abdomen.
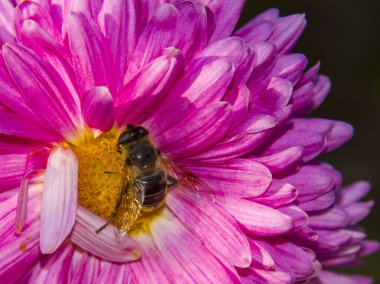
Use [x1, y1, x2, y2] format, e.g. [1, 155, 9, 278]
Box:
[135, 169, 167, 208]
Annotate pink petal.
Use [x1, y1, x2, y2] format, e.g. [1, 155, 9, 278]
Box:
[52, 0, 100, 38]
[344, 201, 374, 225]
[144, 57, 235, 134]
[173, 1, 208, 62]
[297, 61, 321, 87]
[253, 77, 293, 112]
[310, 75, 331, 112]
[255, 239, 316, 280]
[0, 0, 15, 44]
[129, 233, 175, 284]
[193, 113, 277, 161]
[135, 1, 162, 26]
[235, 21, 274, 45]
[0, 188, 18, 202]
[299, 190, 336, 212]
[68, 249, 103, 283]
[98, 0, 140, 89]
[197, 36, 247, 69]
[317, 229, 365, 251]
[3, 43, 83, 140]
[235, 8, 278, 36]
[150, 209, 240, 283]
[248, 239, 275, 269]
[0, 184, 42, 283]
[167, 192, 251, 267]
[359, 240, 380, 257]
[291, 118, 353, 152]
[321, 254, 358, 267]
[319, 271, 373, 284]
[16, 148, 49, 234]
[40, 147, 78, 254]
[253, 182, 298, 208]
[325, 120, 354, 152]
[278, 205, 308, 231]
[67, 11, 115, 96]
[0, 153, 25, 192]
[82, 86, 114, 132]
[291, 82, 314, 115]
[270, 54, 308, 86]
[151, 56, 234, 118]
[0, 55, 36, 121]
[202, 0, 245, 43]
[239, 267, 295, 284]
[252, 146, 303, 176]
[249, 41, 277, 82]
[0, 109, 59, 142]
[338, 181, 371, 206]
[97, 261, 131, 284]
[280, 164, 338, 202]
[115, 50, 183, 126]
[19, 19, 81, 110]
[27, 242, 75, 283]
[317, 229, 354, 253]
[188, 159, 271, 198]
[257, 127, 326, 162]
[153, 102, 233, 159]
[125, 4, 179, 80]
[223, 85, 251, 129]
[309, 206, 350, 230]
[70, 206, 141, 262]
[196, 37, 254, 88]
[226, 46, 255, 88]
[223, 84, 249, 122]
[50, 0, 69, 36]
[269, 14, 306, 54]
[223, 198, 294, 236]
[182, 58, 235, 106]
[14, 1, 60, 42]
[69, 0, 102, 20]
[293, 226, 319, 242]
[0, 136, 46, 155]
[294, 74, 331, 117]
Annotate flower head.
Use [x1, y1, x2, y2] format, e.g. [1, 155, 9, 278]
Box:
[0, 1, 377, 283]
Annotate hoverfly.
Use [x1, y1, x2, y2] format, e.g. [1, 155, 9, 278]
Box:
[96, 125, 213, 234]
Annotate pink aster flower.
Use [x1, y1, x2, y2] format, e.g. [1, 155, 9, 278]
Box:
[0, 1, 377, 283]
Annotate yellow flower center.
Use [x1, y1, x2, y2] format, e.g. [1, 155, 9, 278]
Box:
[70, 130, 163, 235]
[71, 131, 124, 221]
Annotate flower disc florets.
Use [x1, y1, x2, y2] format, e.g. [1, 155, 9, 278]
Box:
[71, 132, 123, 221]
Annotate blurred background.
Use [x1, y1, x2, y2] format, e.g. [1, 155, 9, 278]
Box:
[238, 0, 380, 281]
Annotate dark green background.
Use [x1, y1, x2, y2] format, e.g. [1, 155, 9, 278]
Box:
[238, 1, 380, 281]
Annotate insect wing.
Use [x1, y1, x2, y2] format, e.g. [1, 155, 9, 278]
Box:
[114, 166, 141, 237]
[158, 152, 215, 202]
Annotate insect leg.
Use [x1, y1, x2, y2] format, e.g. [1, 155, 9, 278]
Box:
[104, 171, 120, 174]
[95, 213, 116, 234]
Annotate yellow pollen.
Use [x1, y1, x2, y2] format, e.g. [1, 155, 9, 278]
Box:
[71, 132, 124, 221]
